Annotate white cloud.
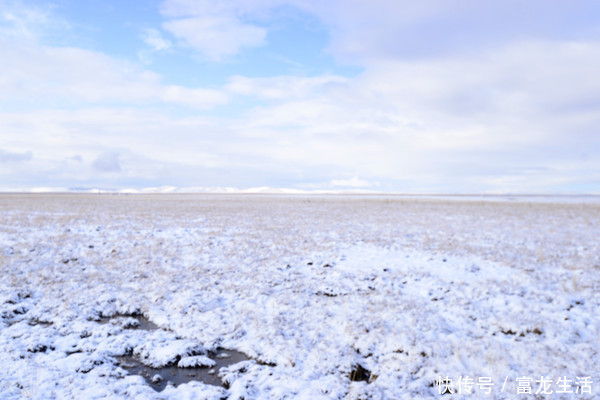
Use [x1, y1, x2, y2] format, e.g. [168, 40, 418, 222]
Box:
[3, 35, 599, 192]
[330, 177, 372, 188]
[162, 16, 266, 60]
[226, 74, 348, 99]
[214, 38, 600, 191]
[159, 0, 284, 19]
[138, 28, 172, 63]
[0, 148, 32, 163]
[0, 40, 228, 109]
[160, 85, 228, 108]
[0, 1, 228, 109]
[1, 0, 599, 192]
[92, 151, 121, 173]
[156, 0, 600, 63]
[291, 0, 600, 63]
[159, 0, 270, 60]
[0, 0, 64, 41]
[141, 28, 171, 52]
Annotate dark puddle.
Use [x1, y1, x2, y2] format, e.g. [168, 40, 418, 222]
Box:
[117, 349, 250, 392]
[101, 314, 251, 391]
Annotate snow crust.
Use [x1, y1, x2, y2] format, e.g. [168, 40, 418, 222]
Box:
[1, 194, 599, 399]
[179, 356, 216, 368]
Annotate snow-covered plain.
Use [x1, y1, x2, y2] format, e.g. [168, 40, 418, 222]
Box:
[1, 194, 599, 399]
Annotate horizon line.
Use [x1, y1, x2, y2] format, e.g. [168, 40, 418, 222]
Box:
[0, 186, 599, 197]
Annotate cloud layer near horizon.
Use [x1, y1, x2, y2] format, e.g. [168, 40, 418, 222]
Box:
[0, 0, 599, 193]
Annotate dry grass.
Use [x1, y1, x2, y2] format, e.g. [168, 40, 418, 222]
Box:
[2, 193, 599, 274]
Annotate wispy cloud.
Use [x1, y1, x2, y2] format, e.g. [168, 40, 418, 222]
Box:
[138, 28, 172, 63]
[0, 148, 32, 163]
[330, 177, 372, 188]
[0, 39, 228, 109]
[141, 28, 171, 52]
[0, 0, 56, 41]
[297, 0, 600, 63]
[159, 0, 270, 60]
[226, 74, 348, 100]
[163, 16, 266, 60]
[92, 151, 121, 173]
[0, 0, 599, 193]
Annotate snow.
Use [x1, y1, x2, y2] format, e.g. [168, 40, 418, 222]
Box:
[178, 356, 216, 368]
[1, 194, 599, 399]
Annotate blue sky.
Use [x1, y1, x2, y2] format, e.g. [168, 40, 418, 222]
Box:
[1, 0, 599, 193]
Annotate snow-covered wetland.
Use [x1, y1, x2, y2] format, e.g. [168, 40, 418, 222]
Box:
[1, 194, 599, 399]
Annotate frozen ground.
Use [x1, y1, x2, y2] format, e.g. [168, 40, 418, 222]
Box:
[1, 194, 599, 399]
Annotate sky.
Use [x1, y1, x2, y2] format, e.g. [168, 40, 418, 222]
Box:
[1, 0, 599, 193]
